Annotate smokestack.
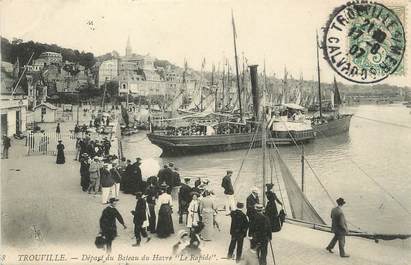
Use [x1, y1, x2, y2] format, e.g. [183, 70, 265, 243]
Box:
[249, 64, 259, 120]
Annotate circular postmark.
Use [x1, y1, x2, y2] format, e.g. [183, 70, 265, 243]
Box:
[323, 1, 406, 84]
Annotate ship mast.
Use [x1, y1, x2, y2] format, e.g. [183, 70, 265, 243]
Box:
[316, 30, 323, 121]
[232, 10, 243, 121]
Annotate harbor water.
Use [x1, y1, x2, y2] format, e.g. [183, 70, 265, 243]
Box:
[122, 103, 411, 248]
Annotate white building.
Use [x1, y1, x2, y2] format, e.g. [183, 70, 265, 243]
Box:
[98, 59, 119, 87]
[33, 102, 58, 123]
[0, 98, 28, 137]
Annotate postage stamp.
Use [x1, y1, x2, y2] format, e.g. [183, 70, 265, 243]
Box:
[323, 1, 406, 84]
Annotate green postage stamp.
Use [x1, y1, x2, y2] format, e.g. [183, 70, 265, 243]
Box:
[323, 1, 406, 84]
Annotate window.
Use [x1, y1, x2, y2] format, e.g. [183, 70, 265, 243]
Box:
[41, 107, 47, 115]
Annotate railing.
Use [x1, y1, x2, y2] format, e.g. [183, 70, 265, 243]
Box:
[27, 132, 77, 155]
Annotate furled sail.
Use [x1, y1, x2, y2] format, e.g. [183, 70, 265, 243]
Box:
[333, 76, 342, 107]
[275, 150, 326, 225]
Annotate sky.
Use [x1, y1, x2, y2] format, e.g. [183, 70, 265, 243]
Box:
[1, 0, 410, 86]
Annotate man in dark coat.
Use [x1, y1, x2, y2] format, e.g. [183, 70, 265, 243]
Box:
[157, 164, 173, 186]
[131, 192, 151, 246]
[121, 159, 132, 192]
[132, 158, 143, 192]
[246, 187, 260, 228]
[2, 135, 11, 159]
[326, 197, 349, 257]
[249, 204, 272, 265]
[144, 179, 158, 233]
[221, 170, 235, 214]
[103, 137, 111, 156]
[227, 202, 249, 263]
[178, 178, 192, 224]
[99, 198, 127, 254]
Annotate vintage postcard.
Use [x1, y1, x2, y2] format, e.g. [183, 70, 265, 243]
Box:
[1, 0, 410, 264]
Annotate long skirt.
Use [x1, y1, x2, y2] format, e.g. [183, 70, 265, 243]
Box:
[80, 169, 90, 191]
[265, 201, 281, 232]
[201, 211, 214, 240]
[156, 204, 174, 238]
[56, 150, 65, 164]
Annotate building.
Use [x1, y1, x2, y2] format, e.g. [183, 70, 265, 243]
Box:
[98, 59, 118, 87]
[0, 98, 28, 137]
[33, 102, 58, 123]
[32, 52, 63, 71]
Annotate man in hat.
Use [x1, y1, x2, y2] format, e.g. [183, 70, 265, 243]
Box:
[99, 197, 127, 254]
[246, 187, 260, 225]
[88, 157, 100, 194]
[221, 170, 235, 214]
[110, 161, 122, 201]
[171, 166, 181, 200]
[158, 164, 174, 187]
[131, 192, 151, 246]
[227, 202, 249, 263]
[178, 177, 192, 224]
[144, 178, 159, 233]
[128, 158, 143, 194]
[2, 134, 11, 159]
[250, 204, 271, 265]
[326, 197, 349, 258]
[103, 137, 111, 156]
[101, 164, 115, 204]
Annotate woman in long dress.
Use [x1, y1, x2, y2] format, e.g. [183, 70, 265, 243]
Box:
[79, 153, 90, 191]
[56, 140, 65, 164]
[199, 191, 216, 241]
[186, 193, 200, 231]
[156, 185, 174, 238]
[265, 183, 283, 232]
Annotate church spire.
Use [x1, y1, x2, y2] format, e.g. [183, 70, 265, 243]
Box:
[126, 36, 132, 57]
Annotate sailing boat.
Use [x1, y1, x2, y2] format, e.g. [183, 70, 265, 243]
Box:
[234, 65, 411, 248]
[147, 12, 312, 156]
[310, 32, 353, 137]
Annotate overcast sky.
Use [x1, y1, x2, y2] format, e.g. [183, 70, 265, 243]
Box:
[1, 0, 410, 86]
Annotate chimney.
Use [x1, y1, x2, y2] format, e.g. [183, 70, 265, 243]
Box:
[249, 64, 259, 120]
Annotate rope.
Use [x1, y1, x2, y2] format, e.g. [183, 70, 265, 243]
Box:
[280, 120, 364, 231]
[233, 123, 261, 189]
[268, 142, 287, 212]
[353, 115, 411, 130]
[314, 127, 411, 215]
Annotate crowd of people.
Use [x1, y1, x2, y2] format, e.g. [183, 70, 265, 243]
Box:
[92, 161, 290, 265]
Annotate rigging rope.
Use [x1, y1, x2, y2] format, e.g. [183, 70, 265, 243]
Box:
[267, 141, 287, 211]
[233, 123, 261, 189]
[353, 115, 411, 130]
[313, 126, 411, 215]
[280, 120, 364, 231]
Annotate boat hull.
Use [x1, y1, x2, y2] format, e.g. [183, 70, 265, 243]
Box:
[312, 114, 353, 137]
[147, 132, 313, 156]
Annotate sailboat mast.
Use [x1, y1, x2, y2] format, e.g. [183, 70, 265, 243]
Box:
[222, 62, 226, 112]
[316, 31, 323, 121]
[232, 11, 243, 121]
[301, 144, 305, 193]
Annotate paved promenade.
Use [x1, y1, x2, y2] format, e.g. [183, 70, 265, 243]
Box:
[1, 140, 410, 265]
